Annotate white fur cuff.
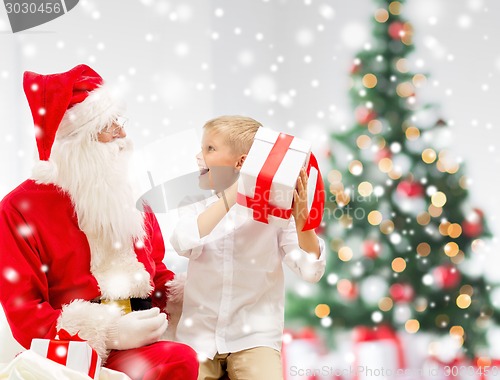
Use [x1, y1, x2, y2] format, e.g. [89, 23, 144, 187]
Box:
[56, 300, 123, 362]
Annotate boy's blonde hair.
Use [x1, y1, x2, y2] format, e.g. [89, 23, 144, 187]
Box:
[203, 115, 261, 156]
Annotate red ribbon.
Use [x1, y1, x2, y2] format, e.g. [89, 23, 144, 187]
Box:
[47, 339, 70, 366]
[46, 329, 99, 379]
[87, 349, 99, 379]
[353, 325, 405, 380]
[282, 328, 323, 380]
[237, 132, 325, 231]
[57, 329, 84, 341]
[429, 356, 466, 379]
[287, 327, 318, 341]
[302, 152, 325, 231]
[238, 133, 294, 224]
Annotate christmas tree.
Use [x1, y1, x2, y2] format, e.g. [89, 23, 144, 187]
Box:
[286, 0, 495, 357]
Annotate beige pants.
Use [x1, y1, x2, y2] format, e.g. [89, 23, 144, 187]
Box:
[198, 347, 283, 380]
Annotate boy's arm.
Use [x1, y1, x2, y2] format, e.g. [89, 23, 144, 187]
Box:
[169, 197, 206, 258]
[279, 167, 326, 283]
[280, 222, 326, 283]
[197, 180, 238, 237]
[292, 168, 320, 258]
[169, 189, 235, 257]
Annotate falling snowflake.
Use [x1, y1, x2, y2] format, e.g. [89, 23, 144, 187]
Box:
[17, 224, 32, 237]
[3, 268, 19, 283]
[249, 75, 276, 102]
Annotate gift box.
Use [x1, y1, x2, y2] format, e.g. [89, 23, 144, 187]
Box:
[353, 325, 405, 380]
[398, 330, 434, 376]
[282, 328, 326, 380]
[422, 355, 471, 380]
[236, 127, 324, 230]
[314, 352, 349, 380]
[421, 335, 469, 380]
[30, 330, 101, 379]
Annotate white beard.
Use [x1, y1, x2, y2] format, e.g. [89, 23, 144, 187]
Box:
[48, 136, 153, 299]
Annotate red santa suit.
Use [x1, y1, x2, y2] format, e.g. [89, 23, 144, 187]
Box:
[0, 65, 198, 380]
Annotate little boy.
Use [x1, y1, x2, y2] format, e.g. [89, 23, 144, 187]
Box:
[170, 115, 326, 380]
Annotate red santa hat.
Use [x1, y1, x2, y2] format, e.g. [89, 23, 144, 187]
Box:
[23, 64, 124, 162]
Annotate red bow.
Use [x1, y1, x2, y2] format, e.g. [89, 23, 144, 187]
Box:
[57, 329, 84, 342]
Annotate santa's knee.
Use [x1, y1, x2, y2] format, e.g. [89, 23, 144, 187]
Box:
[173, 342, 199, 367]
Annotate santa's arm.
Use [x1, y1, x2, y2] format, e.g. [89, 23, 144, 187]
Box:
[0, 203, 61, 348]
[143, 208, 174, 312]
[0, 202, 123, 361]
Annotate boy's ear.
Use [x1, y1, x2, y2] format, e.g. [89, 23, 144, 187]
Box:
[235, 154, 247, 170]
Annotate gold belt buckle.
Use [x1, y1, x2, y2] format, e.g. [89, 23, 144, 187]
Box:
[101, 299, 132, 314]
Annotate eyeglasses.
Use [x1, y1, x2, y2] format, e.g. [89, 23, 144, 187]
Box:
[102, 117, 128, 138]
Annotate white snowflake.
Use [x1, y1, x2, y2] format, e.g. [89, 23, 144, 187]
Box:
[318, 4, 335, 20]
[321, 316, 332, 327]
[18, 224, 32, 237]
[296, 28, 315, 46]
[457, 14, 472, 28]
[3, 268, 20, 283]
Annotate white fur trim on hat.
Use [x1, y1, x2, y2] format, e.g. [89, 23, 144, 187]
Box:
[57, 83, 126, 140]
[31, 159, 58, 185]
[56, 299, 123, 362]
[30, 83, 126, 185]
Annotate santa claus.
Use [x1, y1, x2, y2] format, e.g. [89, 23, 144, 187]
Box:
[0, 65, 198, 379]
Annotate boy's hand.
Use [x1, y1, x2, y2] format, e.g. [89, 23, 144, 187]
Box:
[292, 168, 321, 258]
[292, 168, 309, 231]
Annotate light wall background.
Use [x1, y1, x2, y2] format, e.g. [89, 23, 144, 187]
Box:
[0, 0, 499, 360]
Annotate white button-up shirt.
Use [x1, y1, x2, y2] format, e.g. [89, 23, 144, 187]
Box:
[169, 195, 326, 360]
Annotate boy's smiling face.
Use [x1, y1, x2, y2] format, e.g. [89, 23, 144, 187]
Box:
[196, 129, 242, 191]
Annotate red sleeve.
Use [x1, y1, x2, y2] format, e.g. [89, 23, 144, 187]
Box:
[143, 208, 175, 312]
[0, 199, 59, 348]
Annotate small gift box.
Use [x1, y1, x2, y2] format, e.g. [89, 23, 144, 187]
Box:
[353, 325, 405, 380]
[422, 335, 469, 380]
[422, 356, 471, 380]
[282, 328, 326, 380]
[30, 329, 101, 379]
[236, 127, 324, 230]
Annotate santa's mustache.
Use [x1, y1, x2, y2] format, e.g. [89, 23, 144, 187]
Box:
[99, 136, 134, 155]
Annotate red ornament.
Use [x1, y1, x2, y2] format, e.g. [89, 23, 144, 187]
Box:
[389, 283, 414, 303]
[355, 107, 377, 125]
[338, 279, 358, 301]
[295, 326, 317, 340]
[363, 240, 381, 259]
[396, 180, 424, 198]
[375, 148, 392, 163]
[433, 265, 461, 290]
[462, 208, 484, 238]
[462, 221, 483, 238]
[314, 223, 325, 237]
[388, 21, 405, 40]
[351, 61, 362, 74]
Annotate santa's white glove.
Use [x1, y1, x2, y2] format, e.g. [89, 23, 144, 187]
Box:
[105, 307, 168, 350]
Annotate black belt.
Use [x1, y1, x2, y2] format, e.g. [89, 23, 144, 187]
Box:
[91, 297, 152, 314]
